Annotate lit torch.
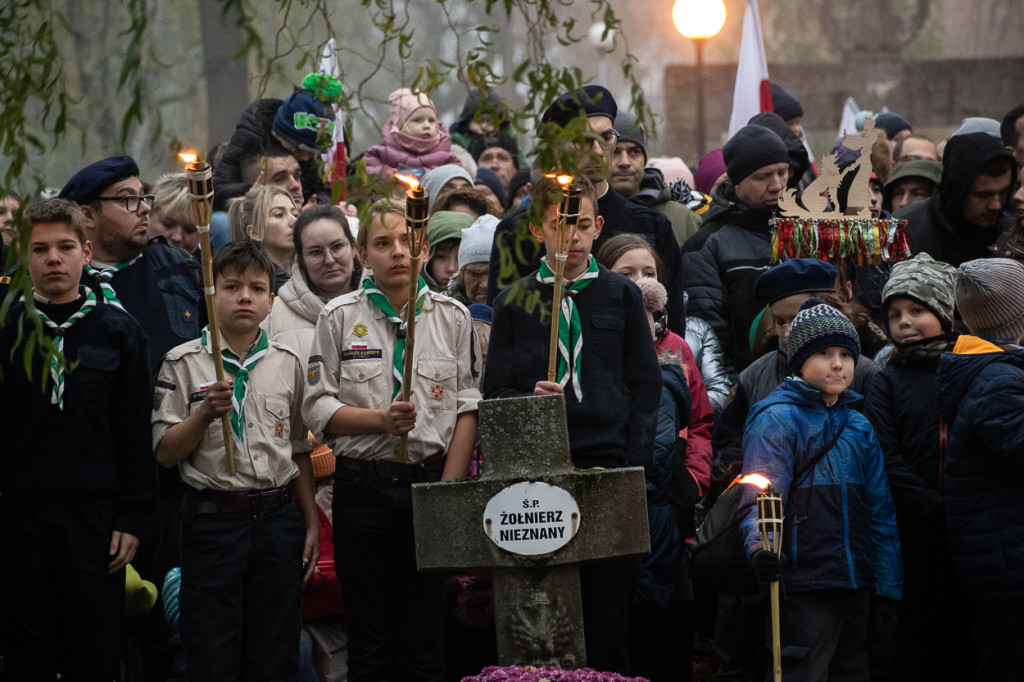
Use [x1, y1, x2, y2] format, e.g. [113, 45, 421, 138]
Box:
[394, 174, 430, 464]
[180, 152, 236, 475]
[545, 174, 583, 382]
[754, 477, 784, 682]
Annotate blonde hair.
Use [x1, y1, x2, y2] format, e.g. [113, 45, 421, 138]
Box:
[358, 197, 406, 251]
[228, 185, 293, 242]
[152, 172, 193, 227]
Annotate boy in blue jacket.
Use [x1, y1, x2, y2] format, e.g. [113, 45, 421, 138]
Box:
[738, 298, 901, 681]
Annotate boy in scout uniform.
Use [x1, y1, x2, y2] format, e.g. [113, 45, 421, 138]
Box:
[152, 240, 319, 680]
[303, 197, 482, 682]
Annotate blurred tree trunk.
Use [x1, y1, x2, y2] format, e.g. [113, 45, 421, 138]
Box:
[200, 0, 249, 151]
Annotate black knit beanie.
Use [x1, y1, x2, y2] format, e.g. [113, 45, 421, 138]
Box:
[723, 125, 789, 185]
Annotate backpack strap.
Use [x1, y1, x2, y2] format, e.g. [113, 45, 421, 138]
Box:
[792, 412, 849, 490]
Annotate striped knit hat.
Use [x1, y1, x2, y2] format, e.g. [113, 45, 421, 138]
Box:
[787, 297, 860, 372]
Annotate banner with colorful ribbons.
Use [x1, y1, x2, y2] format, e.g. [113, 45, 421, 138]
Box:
[770, 217, 910, 266]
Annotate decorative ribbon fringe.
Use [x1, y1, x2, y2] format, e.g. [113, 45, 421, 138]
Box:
[770, 217, 910, 266]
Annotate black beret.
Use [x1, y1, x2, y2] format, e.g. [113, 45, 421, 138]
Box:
[541, 85, 617, 129]
[59, 156, 140, 204]
[754, 258, 838, 305]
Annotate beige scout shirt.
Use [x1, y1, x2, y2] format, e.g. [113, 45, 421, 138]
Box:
[302, 288, 482, 463]
[152, 338, 311, 492]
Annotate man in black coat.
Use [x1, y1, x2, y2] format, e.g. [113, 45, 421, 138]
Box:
[486, 85, 687, 336]
[895, 132, 1015, 267]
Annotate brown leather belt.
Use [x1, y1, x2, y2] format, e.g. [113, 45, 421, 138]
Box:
[335, 455, 443, 482]
[191, 485, 294, 514]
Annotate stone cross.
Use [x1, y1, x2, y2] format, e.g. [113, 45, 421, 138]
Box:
[411, 394, 650, 669]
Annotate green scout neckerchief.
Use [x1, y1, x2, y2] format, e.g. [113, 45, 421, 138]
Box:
[33, 286, 97, 410]
[202, 326, 269, 450]
[85, 261, 131, 311]
[362, 275, 428, 401]
[536, 255, 599, 402]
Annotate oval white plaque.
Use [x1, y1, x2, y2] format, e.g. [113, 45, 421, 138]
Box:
[482, 481, 580, 556]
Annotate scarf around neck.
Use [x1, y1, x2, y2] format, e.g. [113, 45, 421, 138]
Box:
[362, 275, 429, 400]
[202, 326, 269, 450]
[536, 256, 599, 401]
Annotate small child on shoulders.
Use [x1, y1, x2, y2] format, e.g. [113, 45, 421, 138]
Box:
[363, 87, 462, 180]
[739, 297, 902, 681]
[152, 240, 319, 680]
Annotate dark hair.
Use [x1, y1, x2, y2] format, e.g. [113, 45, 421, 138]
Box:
[432, 186, 491, 218]
[25, 198, 86, 244]
[292, 204, 361, 294]
[594, 233, 666, 284]
[213, 239, 276, 290]
[1000, 103, 1024, 148]
[263, 142, 293, 160]
[530, 173, 598, 216]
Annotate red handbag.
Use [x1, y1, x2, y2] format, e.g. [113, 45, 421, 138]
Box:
[300, 506, 345, 622]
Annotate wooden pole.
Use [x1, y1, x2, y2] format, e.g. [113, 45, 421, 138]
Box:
[184, 159, 236, 475]
[396, 180, 429, 464]
[546, 177, 583, 383]
[758, 484, 784, 682]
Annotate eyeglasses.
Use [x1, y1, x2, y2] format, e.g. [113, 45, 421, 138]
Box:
[304, 241, 352, 264]
[572, 129, 619, 152]
[96, 194, 155, 213]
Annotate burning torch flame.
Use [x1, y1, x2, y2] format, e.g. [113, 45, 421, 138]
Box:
[395, 173, 420, 190]
[739, 473, 771, 490]
[179, 152, 198, 165]
[544, 173, 575, 187]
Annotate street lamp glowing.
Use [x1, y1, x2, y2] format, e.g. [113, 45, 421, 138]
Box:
[672, 0, 727, 40]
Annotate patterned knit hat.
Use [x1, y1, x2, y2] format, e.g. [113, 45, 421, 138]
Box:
[956, 258, 1024, 343]
[787, 297, 861, 371]
[883, 252, 957, 331]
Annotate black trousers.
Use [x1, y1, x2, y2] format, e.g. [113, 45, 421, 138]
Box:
[0, 495, 125, 681]
[178, 497, 305, 681]
[333, 470, 446, 682]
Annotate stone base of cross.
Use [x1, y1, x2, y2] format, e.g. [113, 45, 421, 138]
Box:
[412, 394, 650, 669]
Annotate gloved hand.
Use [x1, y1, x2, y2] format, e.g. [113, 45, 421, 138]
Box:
[750, 548, 784, 583]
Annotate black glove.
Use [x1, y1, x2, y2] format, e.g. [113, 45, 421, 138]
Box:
[750, 548, 784, 583]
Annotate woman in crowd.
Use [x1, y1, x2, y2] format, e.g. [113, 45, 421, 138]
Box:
[228, 184, 298, 292]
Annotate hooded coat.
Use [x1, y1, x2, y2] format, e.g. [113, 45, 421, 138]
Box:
[630, 166, 703, 248]
[937, 336, 1024, 601]
[738, 378, 902, 599]
[894, 133, 1015, 267]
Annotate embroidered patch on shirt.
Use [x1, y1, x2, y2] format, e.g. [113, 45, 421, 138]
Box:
[153, 390, 166, 411]
[275, 421, 284, 438]
[183, 308, 194, 322]
[353, 323, 368, 337]
[341, 348, 383, 361]
[430, 383, 444, 401]
[307, 363, 321, 386]
[189, 389, 208, 404]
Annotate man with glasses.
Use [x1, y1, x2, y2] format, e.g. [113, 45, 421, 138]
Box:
[60, 155, 204, 376]
[486, 85, 687, 337]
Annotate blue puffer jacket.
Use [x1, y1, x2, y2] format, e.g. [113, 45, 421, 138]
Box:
[937, 336, 1024, 602]
[738, 378, 902, 599]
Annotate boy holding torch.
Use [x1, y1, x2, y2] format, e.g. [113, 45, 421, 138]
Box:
[483, 174, 661, 674]
[737, 298, 901, 681]
[302, 197, 481, 681]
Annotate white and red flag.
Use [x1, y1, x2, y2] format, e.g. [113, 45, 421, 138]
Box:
[727, 0, 772, 138]
[319, 38, 347, 198]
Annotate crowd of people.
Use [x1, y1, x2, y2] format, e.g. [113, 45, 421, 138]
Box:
[1, 70, 1023, 682]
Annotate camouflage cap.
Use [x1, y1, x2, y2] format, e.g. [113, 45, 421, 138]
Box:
[882, 252, 957, 331]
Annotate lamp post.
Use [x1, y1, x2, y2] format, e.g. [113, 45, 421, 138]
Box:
[672, 0, 727, 157]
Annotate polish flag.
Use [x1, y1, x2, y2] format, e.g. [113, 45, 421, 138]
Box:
[727, 0, 772, 139]
[319, 39, 348, 199]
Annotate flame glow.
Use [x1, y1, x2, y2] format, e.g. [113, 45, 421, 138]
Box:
[739, 473, 771, 490]
[544, 172, 575, 187]
[395, 173, 420, 190]
[178, 152, 198, 164]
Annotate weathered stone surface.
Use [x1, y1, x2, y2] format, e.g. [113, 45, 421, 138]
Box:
[411, 394, 650, 668]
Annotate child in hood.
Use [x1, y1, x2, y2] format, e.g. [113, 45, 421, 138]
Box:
[364, 88, 462, 180]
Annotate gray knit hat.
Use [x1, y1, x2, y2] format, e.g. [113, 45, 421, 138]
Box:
[883, 253, 958, 331]
[614, 110, 647, 162]
[956, 258, 1024, 343]
[787, 297, 861, 371]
